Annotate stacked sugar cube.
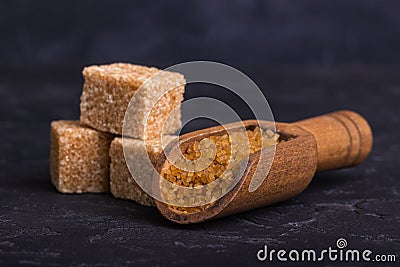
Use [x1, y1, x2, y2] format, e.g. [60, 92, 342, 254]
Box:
[50, 63, 185, 206]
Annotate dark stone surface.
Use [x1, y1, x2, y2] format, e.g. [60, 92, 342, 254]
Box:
[0, 66, 399, 266]
[1, 0, 399, 265]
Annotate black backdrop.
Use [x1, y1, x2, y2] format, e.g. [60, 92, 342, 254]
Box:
[1, 1, 399, 266]
[2, 0, 400, 68]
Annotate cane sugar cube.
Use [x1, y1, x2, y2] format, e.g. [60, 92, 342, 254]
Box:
[50, 121, 112, 193]
[109, 136, 177, 206]
[79, 63, 185, 139]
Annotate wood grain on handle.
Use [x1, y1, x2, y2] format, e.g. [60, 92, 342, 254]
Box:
[295, 110, 373, 171]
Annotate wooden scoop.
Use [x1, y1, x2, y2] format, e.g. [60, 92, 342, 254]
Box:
[154, 110, 373, 224]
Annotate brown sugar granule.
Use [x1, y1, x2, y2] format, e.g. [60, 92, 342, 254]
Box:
[79, 63, 185, 139]
[50, 121, 112, 193]
[160, 127, 280, 212]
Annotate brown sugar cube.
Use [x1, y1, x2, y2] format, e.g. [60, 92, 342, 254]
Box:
[79, 63, 185, 139]
[109, 136, 177, 206]
[50, 121, 112, 193]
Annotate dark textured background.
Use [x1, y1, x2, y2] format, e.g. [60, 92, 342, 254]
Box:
[0, 0, 399, 266]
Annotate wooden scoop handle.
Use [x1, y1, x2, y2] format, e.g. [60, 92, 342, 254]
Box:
[294, 110, 373, 171]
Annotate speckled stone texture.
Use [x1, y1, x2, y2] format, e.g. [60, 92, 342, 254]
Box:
[109, 136, 177, 207]
[79, 63, 185, 139]
[50, 120, 112, 193]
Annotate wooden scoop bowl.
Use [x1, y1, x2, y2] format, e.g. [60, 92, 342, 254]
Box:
[154, 110, 373, 224]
